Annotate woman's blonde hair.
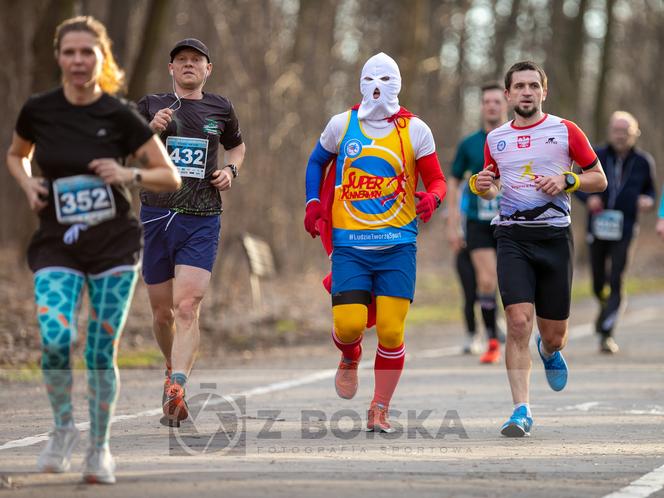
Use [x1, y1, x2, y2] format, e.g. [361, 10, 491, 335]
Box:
[54, 16, 125, 95]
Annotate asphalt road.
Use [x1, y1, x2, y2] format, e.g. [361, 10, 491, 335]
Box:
[1, 294, 663, 498]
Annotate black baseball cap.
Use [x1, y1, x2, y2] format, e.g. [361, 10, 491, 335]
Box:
[170, 38, 210, 62]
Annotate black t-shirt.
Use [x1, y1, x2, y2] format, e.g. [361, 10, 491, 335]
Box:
[15, 87, 154, 227]
[136, 93, 243, 216]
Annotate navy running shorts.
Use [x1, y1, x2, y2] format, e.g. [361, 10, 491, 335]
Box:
[140, 205, 221, 285]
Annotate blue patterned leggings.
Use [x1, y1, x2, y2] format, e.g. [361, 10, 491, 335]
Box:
[35, 266, 137, 448]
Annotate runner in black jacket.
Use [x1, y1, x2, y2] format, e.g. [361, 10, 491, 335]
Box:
[576, 111, 656, 354]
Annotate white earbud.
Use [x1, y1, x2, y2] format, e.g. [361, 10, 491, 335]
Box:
[169, 69, 174, 76]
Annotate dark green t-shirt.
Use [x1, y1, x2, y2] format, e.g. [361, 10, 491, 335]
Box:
[451, 128, 499, 223]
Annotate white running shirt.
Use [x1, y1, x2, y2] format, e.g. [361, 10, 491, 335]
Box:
[484, 114, 598, 227]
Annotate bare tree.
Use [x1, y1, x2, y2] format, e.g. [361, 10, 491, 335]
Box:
[106, 0, 134, 66]
[126, 0, 173, 100]
[492, 0, 522, 82]
[592, 0, 617, 142]
[546, 0, 589, 119]
[31, 0, 76, 93]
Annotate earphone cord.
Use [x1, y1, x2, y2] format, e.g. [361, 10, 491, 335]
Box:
[168, 71, 209, 111]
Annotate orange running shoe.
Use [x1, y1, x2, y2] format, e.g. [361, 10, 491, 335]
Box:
[161, 384, 189, 427]
[162, 368, 172, 407]
[334, 350, 361, 399]
[367, 401, 393, 433]
[480, 338, 501, 364]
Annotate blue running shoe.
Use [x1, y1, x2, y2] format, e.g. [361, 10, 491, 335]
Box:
[536, 335, 568, 391]
[500, 406, 533, 437]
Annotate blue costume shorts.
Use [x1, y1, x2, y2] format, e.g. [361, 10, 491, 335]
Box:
[140, 205, 220, 285]
[331, 243, 417, 301]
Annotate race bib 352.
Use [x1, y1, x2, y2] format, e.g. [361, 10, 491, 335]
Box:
[53, 175, 116, 226]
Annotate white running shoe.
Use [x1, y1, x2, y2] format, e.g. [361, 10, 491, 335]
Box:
[37, 424, 80, 473]
[82, 446, 116, 484]
[462, 334, 483, 355]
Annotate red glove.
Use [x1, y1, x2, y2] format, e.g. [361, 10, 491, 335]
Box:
[304, 200, 323, 238]
[415, 191, 439, 223]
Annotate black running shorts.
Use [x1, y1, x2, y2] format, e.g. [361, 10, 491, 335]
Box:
[495, 224, 573, 321]
[466, 220, 497, 251]
[27, 217, 142, 275]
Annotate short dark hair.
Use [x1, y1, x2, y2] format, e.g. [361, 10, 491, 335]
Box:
[480, 82, 503, 93]
[504, 61, 547, 91]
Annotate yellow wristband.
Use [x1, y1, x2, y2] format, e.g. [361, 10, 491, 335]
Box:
[563, 171, 581, 193]
[469, 174, 489, 196]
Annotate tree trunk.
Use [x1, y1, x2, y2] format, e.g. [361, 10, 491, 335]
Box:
[126, 0, 173, 100]
[492, 0, 522, 82]
[547, 0, 589, 118]
[106, 0, 133, 66]
[31, 0, 76, 93]
[453, 1, 470, 125]
[593, 0, 617, 142]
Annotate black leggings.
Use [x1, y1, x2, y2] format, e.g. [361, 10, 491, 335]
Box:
[455, 248, 477, 335]
[590, 237, 632, 336]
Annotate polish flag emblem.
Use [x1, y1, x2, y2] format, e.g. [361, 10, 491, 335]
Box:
[517, 136, 531, 148]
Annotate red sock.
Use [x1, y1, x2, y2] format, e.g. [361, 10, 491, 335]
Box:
[373, 343, 405, 406]
[332, 330, 362, 361]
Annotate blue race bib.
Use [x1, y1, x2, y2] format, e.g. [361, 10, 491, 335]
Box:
[592, 210, 624, 241]
[478, 196, 500, 221]
[166, 136, 209, 179]
[53, 175, 116, 225]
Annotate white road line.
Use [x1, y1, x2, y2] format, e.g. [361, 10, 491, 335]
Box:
[602, 463, 664, 498]
[0, 370, 346, 451]
[0, 305, 658, 454]
[626, 407, 664, 416]
[557, 401, 601, 412]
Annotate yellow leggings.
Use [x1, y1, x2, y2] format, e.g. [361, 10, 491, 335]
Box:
[333, 296, 410, 348]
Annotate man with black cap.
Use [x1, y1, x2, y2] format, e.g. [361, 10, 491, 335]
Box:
[137, 38, 246, 427]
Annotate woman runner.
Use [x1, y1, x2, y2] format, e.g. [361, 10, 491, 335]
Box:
[6, 16, 180, 484]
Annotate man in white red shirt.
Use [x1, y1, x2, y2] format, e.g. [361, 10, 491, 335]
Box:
[470, 61, 607, 437]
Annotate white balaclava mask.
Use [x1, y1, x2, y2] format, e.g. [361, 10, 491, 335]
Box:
[358, 52, 402, 121]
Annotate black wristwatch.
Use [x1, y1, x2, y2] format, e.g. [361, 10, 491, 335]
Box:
[564, 173, 577, 191]
[224, 164, 238, 178]
[433, 193, 441, 208]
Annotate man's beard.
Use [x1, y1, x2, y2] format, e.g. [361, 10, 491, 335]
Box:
[514, 104, 539, 118]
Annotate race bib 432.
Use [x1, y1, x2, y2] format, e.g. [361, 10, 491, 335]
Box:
[166, 136, 209, 179]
